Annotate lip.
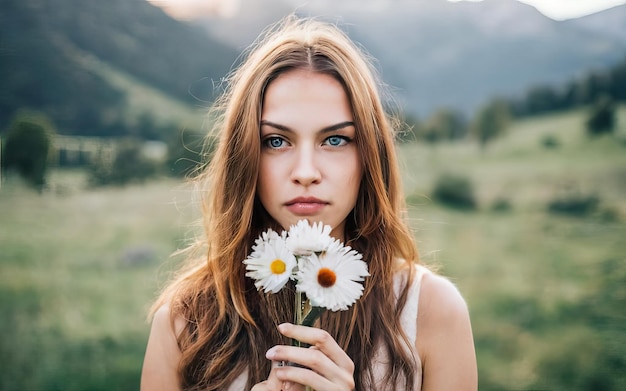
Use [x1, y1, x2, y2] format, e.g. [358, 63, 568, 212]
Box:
[285, 197, 328, 216]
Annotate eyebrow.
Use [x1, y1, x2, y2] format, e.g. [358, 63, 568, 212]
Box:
[260, 120, 355, 133]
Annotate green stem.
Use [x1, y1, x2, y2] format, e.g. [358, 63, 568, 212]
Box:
[302, 306, 325, 327]
[292, 290, 304, 347]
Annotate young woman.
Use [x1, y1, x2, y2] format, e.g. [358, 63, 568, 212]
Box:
[141, 16, 477, 391]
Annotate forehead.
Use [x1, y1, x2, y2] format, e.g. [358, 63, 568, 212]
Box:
[261, 69, 352, 125]
[264, 69, 345, 100]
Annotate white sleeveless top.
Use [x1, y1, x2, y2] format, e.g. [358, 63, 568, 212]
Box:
[227, 264, 428, 390]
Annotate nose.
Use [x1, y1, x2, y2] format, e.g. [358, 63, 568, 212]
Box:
[291, 145, 321, 186]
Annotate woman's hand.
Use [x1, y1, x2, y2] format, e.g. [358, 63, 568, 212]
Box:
[252, 323, 355, 391]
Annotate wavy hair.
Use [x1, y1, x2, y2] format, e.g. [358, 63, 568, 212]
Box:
[152, 16, 420, 390]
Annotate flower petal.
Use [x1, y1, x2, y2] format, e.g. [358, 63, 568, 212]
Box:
[244, 230, 296, 293]
[295, 245, 369, 311]
[286, 220, 334, 256]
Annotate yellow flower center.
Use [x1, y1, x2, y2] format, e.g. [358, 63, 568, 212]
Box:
[270, 259, 286, 274]
[317, 267, 337, 288]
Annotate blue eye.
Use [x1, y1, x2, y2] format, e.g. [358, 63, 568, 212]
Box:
[265, 136, 285, 149]
[325, 136, 348, 146]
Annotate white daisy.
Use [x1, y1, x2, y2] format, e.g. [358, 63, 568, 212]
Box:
[295, 244, 369, 311]
[243, 229, 296, 293]
[286, 220, 334, 256]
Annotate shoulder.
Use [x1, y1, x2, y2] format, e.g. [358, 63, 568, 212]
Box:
[140, 305, 187, 390]
[415, 270, 478, 390]
[152, 304, 187, 338]
[419, 270, 469, 322]
[393, 262, 464, 311]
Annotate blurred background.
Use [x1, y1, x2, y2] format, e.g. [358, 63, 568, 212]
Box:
[1, 0, 625, 389]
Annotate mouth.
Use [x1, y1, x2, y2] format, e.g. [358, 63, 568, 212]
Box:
[285, 197, 329, 215]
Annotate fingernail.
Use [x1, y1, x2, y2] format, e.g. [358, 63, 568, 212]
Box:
[283, 381, 291, 390]
[277, 323, 289, 332]
[266, 347, 277, 359]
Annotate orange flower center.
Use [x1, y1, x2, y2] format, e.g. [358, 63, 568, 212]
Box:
[317, 267, 337, 287]
[270, 259, 286, 274]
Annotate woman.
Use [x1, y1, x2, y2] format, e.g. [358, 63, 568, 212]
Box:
[141, 16, 477, 391]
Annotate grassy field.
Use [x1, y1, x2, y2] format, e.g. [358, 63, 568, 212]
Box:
[0, 174, 200, 390]
[400, 106, 626, 390]
[1, 107, 625, 390]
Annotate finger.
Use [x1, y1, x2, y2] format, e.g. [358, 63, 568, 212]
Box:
[274, 363, 349, 391]
[268, 344, 333, 372]
[255, 361, 287, 391]
[277, 323, 354, 372]
[267, 344, 353, 388]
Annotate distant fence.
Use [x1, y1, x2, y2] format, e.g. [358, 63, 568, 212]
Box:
[52, 136, 166, 167]
[53, 135, 117, 167]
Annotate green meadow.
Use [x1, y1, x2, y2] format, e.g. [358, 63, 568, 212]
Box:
[1, 107, 625, 390]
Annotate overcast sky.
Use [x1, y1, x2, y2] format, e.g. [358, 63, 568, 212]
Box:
[475, 0, 625, 20]
[147, 0, 626, 21]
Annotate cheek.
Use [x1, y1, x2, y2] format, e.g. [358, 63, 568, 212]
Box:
[350, 172, 363, 202]
[347, 156, 363, 188]
[340, 159, 362, 205]
[257, 160, 277, 202]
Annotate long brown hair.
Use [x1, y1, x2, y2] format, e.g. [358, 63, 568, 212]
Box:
[152, 16, 420, 390]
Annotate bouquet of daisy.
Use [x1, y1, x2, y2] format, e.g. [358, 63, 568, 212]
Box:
[243, 220, 369, 334]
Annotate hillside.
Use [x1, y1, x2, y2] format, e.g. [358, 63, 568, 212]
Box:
[2, 0, 624, 137]
[565, 4, 626, 41]
[0, 0, 238, 135]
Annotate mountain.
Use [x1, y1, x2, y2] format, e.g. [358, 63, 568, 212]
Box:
[564, 4, 626, 42]
[0, 0, 238, 135]
[195, 0, 626, 117]
[2, 0, 623, 137]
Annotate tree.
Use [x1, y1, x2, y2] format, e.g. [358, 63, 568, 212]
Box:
[471, 99, 510, 149]
[524, 85, 561, 114]
[609, 57, 626, 101]
[1, 111, 55, 190]
[432, 173, 477, 210]
[88, 138, 159, 186]
[586, 96, 616, 136]
[424, 108, 468, 142]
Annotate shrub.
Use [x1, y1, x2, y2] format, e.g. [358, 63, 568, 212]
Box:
[541, 134, 560, 149]
[491, 197, 512, 212]
[1, 111, 55, 190]
[586, 96, 616, 136]
[432, 173, 477, 210]
[470, 99, 510, 149]
[595, 206, 621, 222]
[88, 139, 159, 186]
[547, 192, 599, 217]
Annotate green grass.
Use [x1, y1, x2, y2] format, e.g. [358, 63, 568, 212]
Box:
[401, 105, 626, 390]
[0, 175, 199, 390]
[1, 107, 625, 390]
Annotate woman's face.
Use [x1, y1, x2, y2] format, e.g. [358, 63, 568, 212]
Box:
[257, 69, 362, 240]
